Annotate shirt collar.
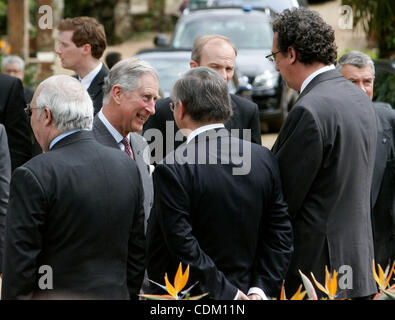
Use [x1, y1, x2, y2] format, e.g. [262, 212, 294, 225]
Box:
[98, 109, 124, 144]
[79, 62, 103, 90]
[49, 129, 83, 150]
[300, 64, 335, 94]
[186, 123, 225, 144]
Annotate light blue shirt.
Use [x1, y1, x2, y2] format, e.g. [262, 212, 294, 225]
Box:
[49, 129, 84, 150]
[98, 109, 128, 151]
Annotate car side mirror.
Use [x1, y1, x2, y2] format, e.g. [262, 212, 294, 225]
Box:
[154, 34, 169, 47]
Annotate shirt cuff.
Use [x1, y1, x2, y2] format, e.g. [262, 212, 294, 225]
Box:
[248, 287, 269, 300]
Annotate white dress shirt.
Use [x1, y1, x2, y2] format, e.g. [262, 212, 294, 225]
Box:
[300, 64, 335, 94]
[78, 62, 103, 90]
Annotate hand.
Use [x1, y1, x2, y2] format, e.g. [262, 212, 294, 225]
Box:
[237, 290, 249, 300]
[248, 293, 263, 300]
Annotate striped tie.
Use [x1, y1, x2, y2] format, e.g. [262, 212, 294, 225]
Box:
[121, 137, 134, 159]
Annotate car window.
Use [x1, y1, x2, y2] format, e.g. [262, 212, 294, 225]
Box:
[172, 16, 273, 50]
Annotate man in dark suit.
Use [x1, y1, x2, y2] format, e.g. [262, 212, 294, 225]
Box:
[337, 50, 395, 267]
[0, 72, 33, 170]
[143, 34, 261, 163]
[92, 57, 158, 232]
[146, 67, 293, 300]
[56, 16, 108, 115]
[0, 124, 11, 277]
[270, 8, 377, 299]
[1, 75, 145, 300]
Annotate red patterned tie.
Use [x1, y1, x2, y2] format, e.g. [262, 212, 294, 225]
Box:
[121, 137, 134, 159]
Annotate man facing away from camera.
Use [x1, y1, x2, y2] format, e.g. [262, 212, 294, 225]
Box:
[1, 75, 145, 300]
[270, 8, 377, 299]
[146, 66, 293, 300]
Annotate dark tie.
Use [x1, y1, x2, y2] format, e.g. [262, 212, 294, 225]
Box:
[121, 137, 134, 159]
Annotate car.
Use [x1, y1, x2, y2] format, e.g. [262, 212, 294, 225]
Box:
[154, 7, 299, 131]
[133, 48, 239, 99]
[183, 0, 306, 13]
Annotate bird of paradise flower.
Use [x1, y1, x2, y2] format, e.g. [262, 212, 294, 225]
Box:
[139, 263, 208, 300]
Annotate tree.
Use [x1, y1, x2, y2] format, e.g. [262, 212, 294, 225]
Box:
[342, 0, 395, 58]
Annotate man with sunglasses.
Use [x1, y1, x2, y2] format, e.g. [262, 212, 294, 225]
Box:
[270, 8, 377, 299]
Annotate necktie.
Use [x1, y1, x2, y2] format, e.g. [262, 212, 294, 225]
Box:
[121, 137, 134, 159]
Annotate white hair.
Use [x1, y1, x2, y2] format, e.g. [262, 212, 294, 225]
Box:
[35, 75, 94, 132]
[102, 57, 158, 105]
[336, 50, 375, 76]
[2, 55, 25, 71]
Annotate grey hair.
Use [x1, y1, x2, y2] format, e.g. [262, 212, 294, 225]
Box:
[102, 57, 158, 104]
[2, 55, 25, 71]
[35, 75, 94, 132]
[171, 66, 232, 123]
[336, 50, 375, 76]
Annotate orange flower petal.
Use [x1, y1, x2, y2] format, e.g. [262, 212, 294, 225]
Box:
[311, 272, 329, 296]
[165, 273, 178, 299]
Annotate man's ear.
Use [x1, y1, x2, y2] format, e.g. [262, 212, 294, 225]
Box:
[81, 43, 92, 56]
[190, 60, 198, 69]
[288, 46, 297, 64]
[112, 85, 123, 104]
[43, 107, 53, 127]
[178, 100, 187, 120]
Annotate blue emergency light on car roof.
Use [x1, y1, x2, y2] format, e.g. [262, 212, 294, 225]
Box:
[242, 5, 253, 12]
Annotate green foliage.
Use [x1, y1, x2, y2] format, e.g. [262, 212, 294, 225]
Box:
[342, 0, 395, 58]
[373, 70, 395, 108]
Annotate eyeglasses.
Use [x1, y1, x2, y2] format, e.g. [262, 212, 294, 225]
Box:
[265, 50, 281, 62]
[24, 103, 42, 117]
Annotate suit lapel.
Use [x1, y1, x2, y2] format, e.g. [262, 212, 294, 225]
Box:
[88, 64, 108, 100]
[92, 115, 119, 149]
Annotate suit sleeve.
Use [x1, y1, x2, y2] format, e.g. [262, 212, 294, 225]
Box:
[271, 106, 323, 217]
[127, 168, 146, 300]
[0, 126, 11, 272]
[152, 163, 239, 300]
[1, 167, 46, 299]
[250, 103, 262, 145]
[3, 78, 33, 171]
[251, 152, 293, 297]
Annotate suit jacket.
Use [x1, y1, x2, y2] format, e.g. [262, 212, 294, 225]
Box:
[74, 64, 109, 115]
[92, 115, 154, 232]
[0, 124, 11, 272]
[0, 73, 33, 170]
[1, 131, 146, 300]
[142, 94, 262, 162]
[272, 69, 377, 299]
[146, 128, 293, 299]
[371, 103, 395, 266]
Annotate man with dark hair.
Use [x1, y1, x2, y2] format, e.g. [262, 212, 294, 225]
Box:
[143, 34, 261, 162]
[337, 50, 395, 267]
[105, 51, 122, 69]
[56, 16, 108, 114]
[146, 66, 293, 300]
[0, 72, 33, 170]
[270, 8, 377, 299]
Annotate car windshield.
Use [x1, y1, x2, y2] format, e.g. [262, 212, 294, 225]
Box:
[189, 0, 299, 13]
[144, 58, 190, 95]
[172, 15, 273, 50]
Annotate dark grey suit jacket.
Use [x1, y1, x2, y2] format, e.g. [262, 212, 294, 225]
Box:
[272, 69, 378, 299]
[0, 124, 11, 272]
[74, 64, 108, 115]
[92, 115, 154, 232]
[371, 103, 395, 266]
[147, 128, 293, 299]
[1, 131, 145, 299]
[0, 73, 33, 170]
[143, 94, 262, 163]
